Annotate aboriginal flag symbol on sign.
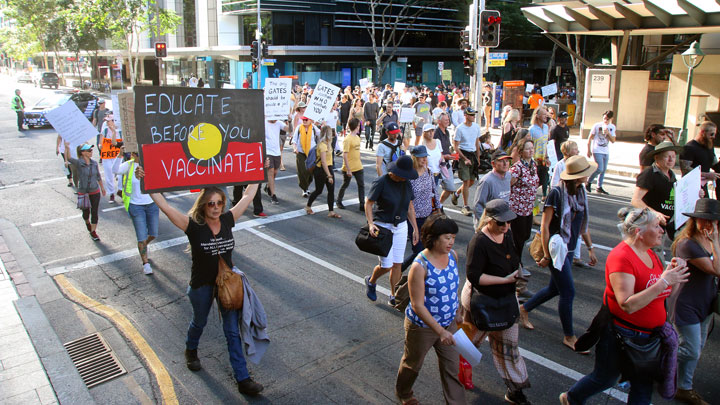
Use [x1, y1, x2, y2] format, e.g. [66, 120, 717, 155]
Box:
[134, 87, 267, 193]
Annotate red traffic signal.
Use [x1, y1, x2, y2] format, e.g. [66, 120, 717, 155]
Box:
[155, 42, 167, 58]
[479, 10, 501, 48]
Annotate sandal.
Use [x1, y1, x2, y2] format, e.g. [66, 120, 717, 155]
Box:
[304, 207, 315, 215]
[563, 336, 589, 354]
[328, 212, 341, 219]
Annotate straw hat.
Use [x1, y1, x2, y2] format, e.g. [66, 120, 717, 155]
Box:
[560, 155, 598, 180]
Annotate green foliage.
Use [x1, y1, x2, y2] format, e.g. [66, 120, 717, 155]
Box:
[0, 25, 41, 60]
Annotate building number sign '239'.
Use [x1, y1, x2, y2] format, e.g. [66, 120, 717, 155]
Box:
[134, 86, 267, 193]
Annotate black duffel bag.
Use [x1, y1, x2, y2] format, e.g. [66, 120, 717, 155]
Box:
[355, 224, 393, 257]
[470, 290, 519, 331]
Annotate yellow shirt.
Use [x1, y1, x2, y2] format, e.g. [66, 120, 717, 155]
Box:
[300, 125, 313, 155]
[342, 134, 363, 172]
[316, 142, 334, 168]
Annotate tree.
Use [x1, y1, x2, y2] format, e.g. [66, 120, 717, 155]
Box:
[352, 0, 445, 83]
[4, 0, 63, 70]
[108, 0, 180, 87]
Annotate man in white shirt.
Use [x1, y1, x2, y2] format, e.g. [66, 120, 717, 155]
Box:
[188, 74, 198, 87]
[264, 119, 289, 204]
[452, 107, 482, 215]
[451, 98, 468, 129]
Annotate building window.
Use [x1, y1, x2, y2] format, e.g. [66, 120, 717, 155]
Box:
[183, 0, 196, 47]
[242, 13, 272, 45]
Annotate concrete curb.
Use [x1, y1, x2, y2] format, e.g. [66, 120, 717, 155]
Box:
[0, 219, 95, 405]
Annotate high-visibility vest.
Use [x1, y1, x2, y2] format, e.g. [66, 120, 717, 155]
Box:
[122, 161, 134, 211]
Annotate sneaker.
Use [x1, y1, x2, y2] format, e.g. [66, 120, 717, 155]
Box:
[597, 187, 609, 195]
[674, 389, 709, 405]
[451, 191, 459, 206]
[388, 295, 396, 306]
[336, 201, 346, 209]
[302, 191, 309, 198]
[143, 263, 153, 275]
[271, 195, 279, 205]
[184, 349, 202, 371]
[461, 206, 472, 216]
[365, 276, 377, 301]
[505, 388, 531, 404]
[67, 182, 72, 187]
[109, 194, 116, 204]
[90, 231, 100, 241]
[237, 377, 264, 396]
[586, 184, 592, 193]
[253, 212, 268, 218]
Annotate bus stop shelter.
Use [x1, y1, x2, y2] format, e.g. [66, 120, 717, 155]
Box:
[521, 0, 720, 139]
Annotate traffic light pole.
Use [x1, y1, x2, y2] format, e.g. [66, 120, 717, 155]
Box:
[474, 0, 485, 114]
[256, 0, 262, 89]
[155, 0, 163, 86]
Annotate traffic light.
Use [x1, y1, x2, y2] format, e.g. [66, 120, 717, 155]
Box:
[460, 28, 471, 51]
[250, 41, 259, 60]
[252, 59, 258, 72]
[479, 10, 501, 48]
[154, 42, 167, 58]
[463, 54, 474, 76]
[261, 41, 269, 59]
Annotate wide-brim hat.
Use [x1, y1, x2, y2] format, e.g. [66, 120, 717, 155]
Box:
[683, 198, 720, 221]
[296, 102, 307, 109]
[457, 98, 469, 104]
[560, 155, 598, 180]
[648, 141, 683, 158]
[485, 199, 517, 222]
[388, 155, 419, 180]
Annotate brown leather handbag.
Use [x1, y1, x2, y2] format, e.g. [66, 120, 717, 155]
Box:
[528, 232, 544, 263]
[216, 257, 244, 310]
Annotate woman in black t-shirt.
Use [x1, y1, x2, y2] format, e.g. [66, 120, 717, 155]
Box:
[146, 182, 265, 396]
[670, 199, 720, 405]
[461, 199, 532, 403]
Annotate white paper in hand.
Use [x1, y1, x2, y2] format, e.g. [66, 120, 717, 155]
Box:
[453, 329, 482, 366]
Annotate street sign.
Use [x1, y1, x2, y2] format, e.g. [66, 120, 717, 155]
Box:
[488, 52, 508, 60]
[196, 56, 206, 61]
[262, 59, 276, 66]
[488, 59, 505, 67]
[397, 57, 408, 63]
[438, 61, 444, 71]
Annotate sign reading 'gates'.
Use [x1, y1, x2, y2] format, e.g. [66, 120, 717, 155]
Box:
[134, 87, 267, 193]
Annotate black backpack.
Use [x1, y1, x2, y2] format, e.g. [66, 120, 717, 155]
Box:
[478, 144, 492, 174]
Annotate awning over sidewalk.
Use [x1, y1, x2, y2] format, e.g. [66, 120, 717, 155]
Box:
[521, 0, 720, 36]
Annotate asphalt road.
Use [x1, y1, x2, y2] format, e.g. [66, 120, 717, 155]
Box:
[0, 77, 718, 405]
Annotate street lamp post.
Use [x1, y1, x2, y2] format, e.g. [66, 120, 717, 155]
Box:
[679, 41, 705, 146]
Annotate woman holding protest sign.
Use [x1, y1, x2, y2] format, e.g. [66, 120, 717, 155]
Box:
[99, 112, 123, 204]
[114, 152, 158, 275]
[141, 177, 265, 397]
[305, 125, 341, 218]
[65, 144, 106, 241]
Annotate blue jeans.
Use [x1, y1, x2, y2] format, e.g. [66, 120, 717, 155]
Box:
[567, 325, 654, 405]
[127, 203, 159, 242]
[588, 153, 608, 188]
[523, 211, 583, 337]
[676, 315, 712, 390]
[185, 285, 249, 382]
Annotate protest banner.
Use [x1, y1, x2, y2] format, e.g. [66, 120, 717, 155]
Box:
[542, 83, 558, 97]
[675, 166, 701, 230]
[45, 101, 99, 147]
[399, 107, 415, 123]
[393, 81, 405, 93]
[116, 92, 138, 153]
[134, 87, 266, 193]
[264, 78, 292, 120]
[304, 79, 340, 122]
[525, 84, 534, 93]
[359, 78, 370, 90]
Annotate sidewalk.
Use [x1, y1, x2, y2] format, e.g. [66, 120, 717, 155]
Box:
[0, 238, 57, 405]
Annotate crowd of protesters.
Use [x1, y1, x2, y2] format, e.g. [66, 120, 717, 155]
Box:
[48, 76, 720, 405]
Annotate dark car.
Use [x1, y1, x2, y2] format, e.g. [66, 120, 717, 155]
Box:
[36, 72, 59, 89]
[23, 91, 98, 128]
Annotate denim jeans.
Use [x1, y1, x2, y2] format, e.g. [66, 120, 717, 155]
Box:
[523, 211, 583, 337]
[676, 315, 712, 390]
[127, 203, 159, 242]
[567, 324, 654, 404]
[185, 284, 249, 382]
[588, 153, 609, 188]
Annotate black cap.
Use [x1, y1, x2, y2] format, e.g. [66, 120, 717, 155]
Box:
[558, 111, 569, 118]
[485, 199, 517, 222]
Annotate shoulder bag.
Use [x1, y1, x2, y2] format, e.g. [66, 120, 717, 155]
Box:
[355, 180, 407, 257]
[528, 232, 544, 263]
[470, 288, 519, 331]
[613, 316, 662, 382]
[216, 257, 244, 310]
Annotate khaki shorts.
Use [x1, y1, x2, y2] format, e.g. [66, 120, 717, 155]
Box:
[457, 151, 479, 181]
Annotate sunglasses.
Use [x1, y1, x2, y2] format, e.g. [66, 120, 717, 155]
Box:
[494, 219, 508, 227]
[206, 200, 224, 208]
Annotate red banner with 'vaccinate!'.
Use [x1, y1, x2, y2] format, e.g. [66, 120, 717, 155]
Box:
[134, 87, 267, 193]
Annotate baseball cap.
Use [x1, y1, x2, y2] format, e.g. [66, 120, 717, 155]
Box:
[422, 123, 435, 133]
[79, 144, 94, 151]
[465, 107, 477, 115]
[558, 111, 569, 118]
[385, 122, 401, 135]
[491, 149, 511, 161]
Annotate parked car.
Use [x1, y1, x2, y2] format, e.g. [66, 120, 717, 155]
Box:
[15, 73, 33, 83]
[23, 91, 98, 128]
[35, 72, 59, 89]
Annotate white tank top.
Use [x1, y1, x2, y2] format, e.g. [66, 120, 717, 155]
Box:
[425, 140, 442, 175]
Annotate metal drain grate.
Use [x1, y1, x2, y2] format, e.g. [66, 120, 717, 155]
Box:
[64, 333, 127, 388]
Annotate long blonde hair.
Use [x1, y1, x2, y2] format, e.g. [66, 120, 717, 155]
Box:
[187, 187, 226, 225]
[502, 108, 520, 127]
[530, 106, 547, 127]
